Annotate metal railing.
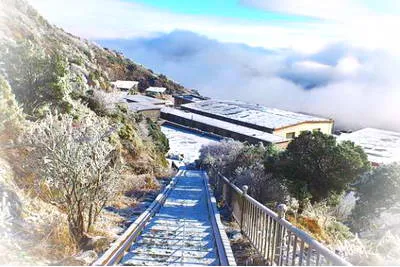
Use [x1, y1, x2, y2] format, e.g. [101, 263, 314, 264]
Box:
[208, 167, 351, 266]
[92, 173, 179, 266]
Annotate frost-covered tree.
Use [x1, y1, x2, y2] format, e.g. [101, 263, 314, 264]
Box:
[25, 113, 121, 244]
[0, 76, 23, 136]
[199, 139, 244, 174]
[1, 41, 72, 116]
[351, 163, 400, 232]
[199, 140, 287, 203]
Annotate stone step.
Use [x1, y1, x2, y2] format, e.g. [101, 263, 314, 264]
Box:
[145, 224, 212, 233]
[132, 238, 215, 251]
[122, 251, 218, 265]
[140, 230, 213, 240]
[138, 234, 214, 243]
[149, 218, 210, 227]
[129, 244, 216, 257]
[121, 254, 218, 266]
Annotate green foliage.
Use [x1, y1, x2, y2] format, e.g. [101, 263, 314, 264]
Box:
[351, 163, 400, 232]
[106, 53, 124, 65]
[326, 221, 353, 242]
[126, 63, 137, 72]
[274, 131, 370, 203]
[69, 57, 84, 66]
[88, 70, 101, 82]
[82, 49, 92, 60]
[119, 123, 135, 141]
[2, 41, 72, 117]
[0, 76, 24, 135]
[146, 118, 169, 154]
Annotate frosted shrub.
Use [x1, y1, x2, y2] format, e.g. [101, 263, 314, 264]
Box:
[90, 89, 126, 113]
[199, 139, 244, 173]
[0, 76, 23, 136]
[25, 113, 121, 245]
[338, 230, 400, 265]
[200, 140, 289, 203]
[2, 41, 73, 116]
[234, 162, 289, 204]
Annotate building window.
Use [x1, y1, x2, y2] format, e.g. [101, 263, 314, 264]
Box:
[286, 132, 296, 139]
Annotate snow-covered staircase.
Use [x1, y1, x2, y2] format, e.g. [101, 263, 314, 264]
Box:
[120, 170, 220, 266]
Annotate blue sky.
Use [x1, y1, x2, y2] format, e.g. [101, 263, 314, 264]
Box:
[130, 0, 316, 22]
[28, 0, 400, 54]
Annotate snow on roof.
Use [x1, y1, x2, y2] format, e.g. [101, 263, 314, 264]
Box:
[145, 87, 167, 93]
[111, 80, 139, 89]
[127, 102, 162, 112]
[161, 107, 287, 144]
[124, 95, 166, 105]
[174, 94, 208, 102]
[337, 128, 400, 165]
[182, 99, 332, 130]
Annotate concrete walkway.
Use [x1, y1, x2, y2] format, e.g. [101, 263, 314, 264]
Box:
[120, 170, 219, 266]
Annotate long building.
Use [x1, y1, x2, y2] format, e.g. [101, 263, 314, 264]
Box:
[337, 128, 400, 165]
[181, 100, 334, 140]
[161, 107, 288, 148]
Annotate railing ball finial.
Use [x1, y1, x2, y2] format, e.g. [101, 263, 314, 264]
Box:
[277, 203, 287, 219]
[242, 185, 248, 195]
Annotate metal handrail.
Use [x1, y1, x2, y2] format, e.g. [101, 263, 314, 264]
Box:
[203, 171, 237, 266]
[209, 167, 351, 266]
[92, 172, 179, 266]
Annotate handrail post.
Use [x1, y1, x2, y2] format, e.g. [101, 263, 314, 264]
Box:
[215, 167, 221, 196]
[240, 185, 248, 232]
[277, 204, 287, 219]
[275, 204, 288, 265]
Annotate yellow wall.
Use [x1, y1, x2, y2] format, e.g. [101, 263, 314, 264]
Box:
[273, 121, 333, 140]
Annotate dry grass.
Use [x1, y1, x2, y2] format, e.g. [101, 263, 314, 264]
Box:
[28, 213, 77, 261]
[287, 215, 327, 242]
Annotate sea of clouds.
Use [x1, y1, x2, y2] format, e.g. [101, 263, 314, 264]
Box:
[99, 30, 400, 131]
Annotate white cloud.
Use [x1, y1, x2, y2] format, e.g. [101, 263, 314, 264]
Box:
[99, 32, 400, 131]
[26, 0, 343, 53]
[336, 56, 361, 75]
[27, 0, 400, 55]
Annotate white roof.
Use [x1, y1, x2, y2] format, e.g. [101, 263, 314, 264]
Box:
[127, 102, 162, 112]
[124, 95, 166, 105]
[111, 80, 139, 89]
[161, 107, 286, 144]
[145, 87, 167, 93]
[337, 128, 400, 165]
[182, 100, 331, 130]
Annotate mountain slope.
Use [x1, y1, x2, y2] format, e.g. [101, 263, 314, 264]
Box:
[0, 0, 179, 264]
[0, 0, 190, 95]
